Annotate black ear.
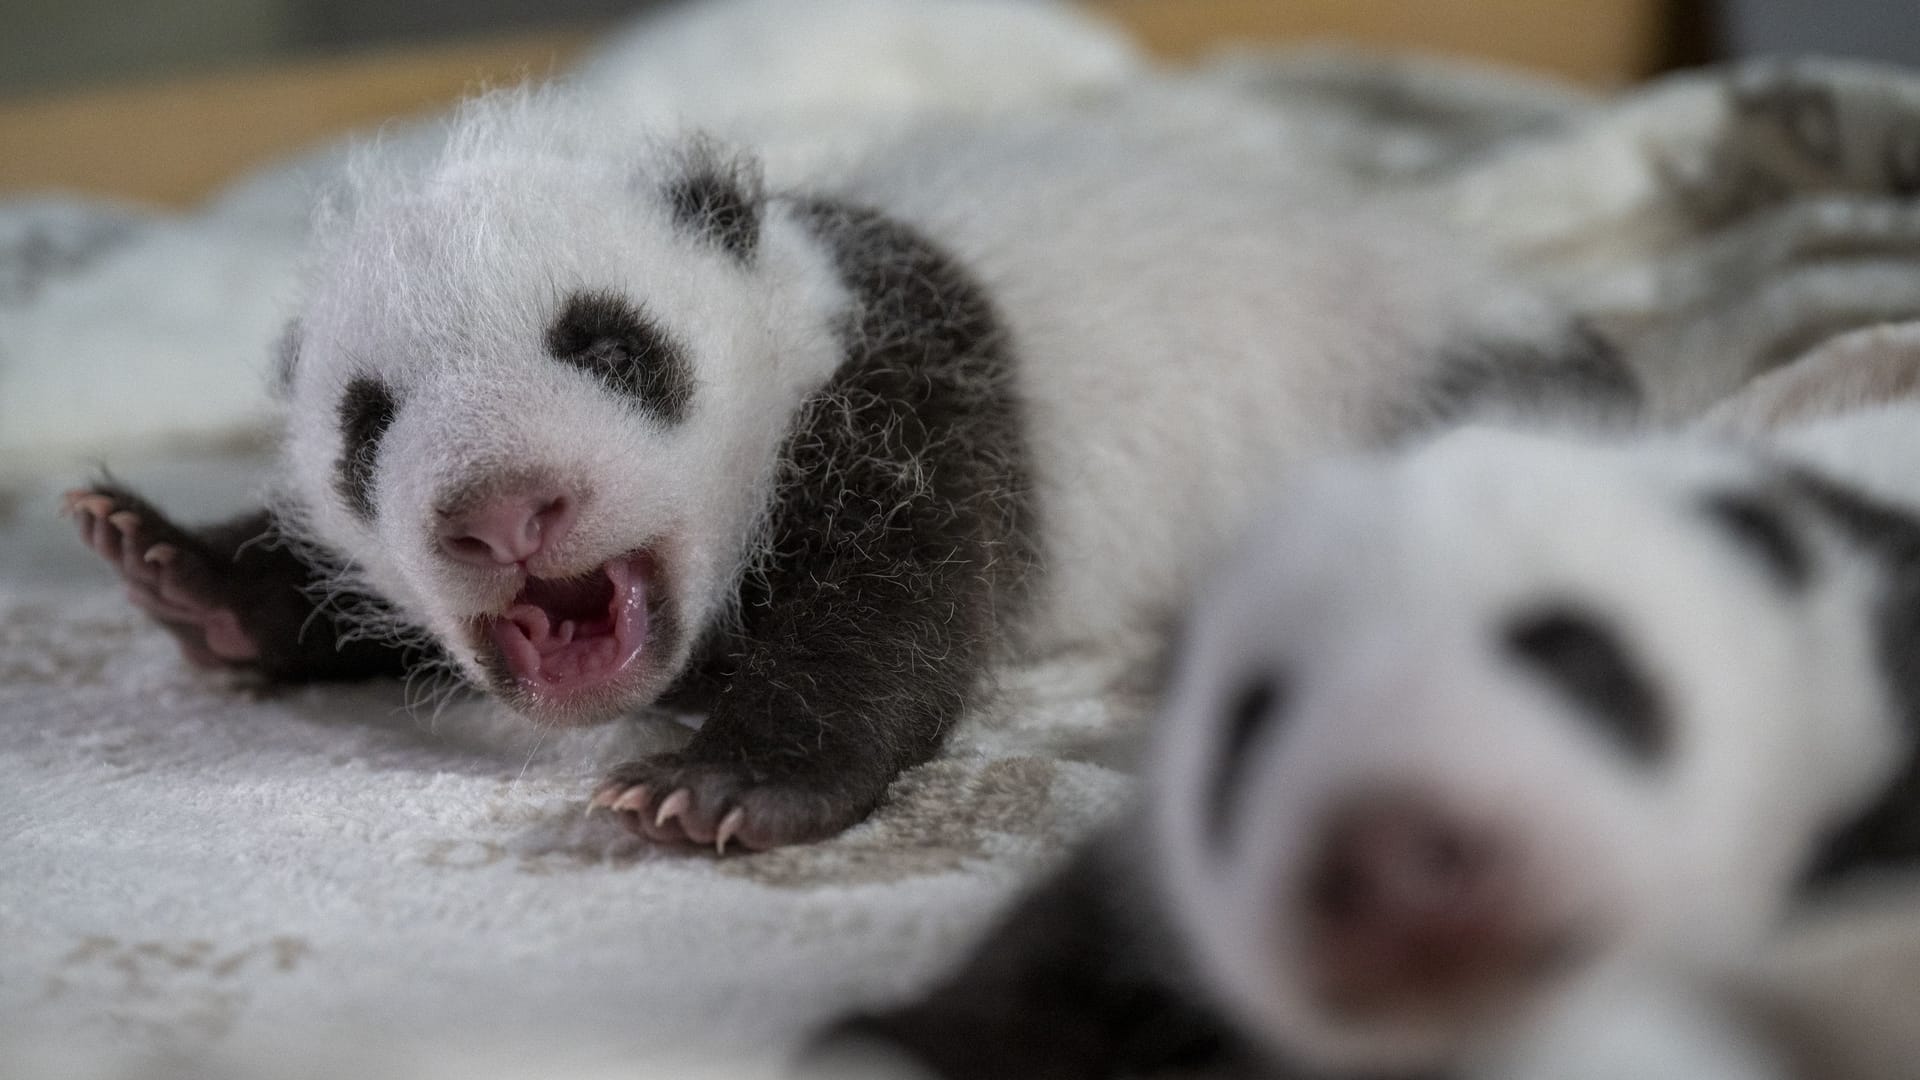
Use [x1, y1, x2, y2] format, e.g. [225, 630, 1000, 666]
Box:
[664, 136, 763, 263]
[1699, 488, 1812, 592]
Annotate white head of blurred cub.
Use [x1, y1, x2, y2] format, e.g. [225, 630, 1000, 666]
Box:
[1147, 419, 1914, 1074]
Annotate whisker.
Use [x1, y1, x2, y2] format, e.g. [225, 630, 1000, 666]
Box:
[512, 722, 552, 790]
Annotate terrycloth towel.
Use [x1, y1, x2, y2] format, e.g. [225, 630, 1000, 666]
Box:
[8, 10, 1920, 1077]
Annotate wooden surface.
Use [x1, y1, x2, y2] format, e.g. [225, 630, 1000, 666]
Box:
[0, 0, 1673, 208]
[1104, 0, 1670, 83]
[0, 32, 591, 208]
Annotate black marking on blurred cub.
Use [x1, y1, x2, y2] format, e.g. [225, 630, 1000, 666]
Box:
[813, 840, 1254, 1080]
[335, 377, 397, 521]
[1210, 674, 1287, 849]
[664, 138, 762, 262]
[1783, 469, 1920, 886]
[545, 290, 694, 423]
[1700, 489, 1812, 592]
[815, 833, 1459, 1080]
[1394, 322, 1640, 439]
[1505, 604, 1667, 763]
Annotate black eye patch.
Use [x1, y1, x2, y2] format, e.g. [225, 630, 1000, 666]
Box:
[1701, 490, 1811, 592]
[1505, 605, 1667, 763]
[545, 290, 694, 423]
[335, 377, 397, 521]
[1208, 672, 1288, 849]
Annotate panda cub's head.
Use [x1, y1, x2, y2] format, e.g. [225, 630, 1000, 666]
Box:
[275, 91, 850, 723]
[1147, 424, 1904, 1074]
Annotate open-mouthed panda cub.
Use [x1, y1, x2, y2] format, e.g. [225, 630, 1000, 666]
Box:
[63, 88, 1633, 851]
[823, 403, 1920, 1076]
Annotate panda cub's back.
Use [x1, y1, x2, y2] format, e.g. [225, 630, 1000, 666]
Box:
[831, 104, 1567, 647]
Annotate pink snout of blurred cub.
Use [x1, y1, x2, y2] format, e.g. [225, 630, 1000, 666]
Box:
[1302, 794, 1586, 1023]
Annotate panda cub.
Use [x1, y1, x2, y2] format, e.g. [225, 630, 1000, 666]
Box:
[827, 404, 1920, 1077]
[63, 87, 1627, 851]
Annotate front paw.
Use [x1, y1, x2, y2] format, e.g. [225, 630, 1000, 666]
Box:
[589, 754, 877, 853]
[63, 487, 261, 669]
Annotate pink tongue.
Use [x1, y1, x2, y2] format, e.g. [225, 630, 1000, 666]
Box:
[488, 559, 650, 693]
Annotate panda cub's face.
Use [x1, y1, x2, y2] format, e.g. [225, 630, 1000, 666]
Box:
[1147, 426, 1900, 1074]
[276, 141, 848, 724]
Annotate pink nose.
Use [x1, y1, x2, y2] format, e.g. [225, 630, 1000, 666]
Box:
[436, 489, 576, 567]
[1304, 797, 1545, 1015]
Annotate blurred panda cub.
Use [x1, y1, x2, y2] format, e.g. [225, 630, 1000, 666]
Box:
[827, 398, 1920, 1076]
[62, 82, 1625, 852]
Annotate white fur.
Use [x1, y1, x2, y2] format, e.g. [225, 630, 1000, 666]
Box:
[280, 83, 1567, 706]
[831, 100, 1572, 657]
[574, 0, 1143, 182]
[1143, 416, 1915, 1073]
[1484, 972, 1787, 1080]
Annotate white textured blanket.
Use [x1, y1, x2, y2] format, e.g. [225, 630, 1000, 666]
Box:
[9, 5, 1920, 1077]
[2, 473, 1137, 1077]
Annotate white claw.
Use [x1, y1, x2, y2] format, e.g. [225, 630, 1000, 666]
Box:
[584, 788, 614, 818]
[715, 807, 747, 855]
[654, 789, 692, 829]
[611, 786, 650, 813]
[144, 544, 177, 566]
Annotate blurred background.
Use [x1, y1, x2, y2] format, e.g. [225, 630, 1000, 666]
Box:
[1, 0, 1917, 205]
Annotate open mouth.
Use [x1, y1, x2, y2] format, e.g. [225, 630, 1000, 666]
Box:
[482, 551, 654, 701]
